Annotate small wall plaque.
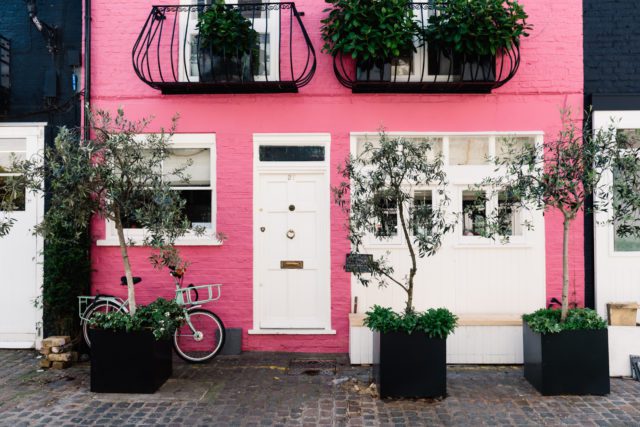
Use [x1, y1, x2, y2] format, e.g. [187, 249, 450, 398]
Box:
[345, 253, 374, 273]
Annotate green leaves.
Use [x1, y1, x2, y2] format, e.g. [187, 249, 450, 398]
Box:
[90, 298, 186, 340]
[364, 305, 458, 339]
[320, 0, 423, 63]
[424, 0, 531, 58]
[197, 0, 259, 60]
[523, 308, 607, 335]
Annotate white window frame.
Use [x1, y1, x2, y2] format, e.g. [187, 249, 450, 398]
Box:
[350, 131, 543, 249]
[96, 133, 221, 247]
[179, 0, 280, 83]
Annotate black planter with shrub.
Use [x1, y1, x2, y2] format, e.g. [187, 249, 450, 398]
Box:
[373, 330, 446, 398]
[197, 0, 259, 84]
[522, 308, 610, 396]
[90, 329, 172, 393]
[366, 306, 457, 399]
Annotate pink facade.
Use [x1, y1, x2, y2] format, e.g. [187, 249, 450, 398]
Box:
[88, 0, 584, 352]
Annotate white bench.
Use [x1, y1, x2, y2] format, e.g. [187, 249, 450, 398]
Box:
[349, 313, 524, 365]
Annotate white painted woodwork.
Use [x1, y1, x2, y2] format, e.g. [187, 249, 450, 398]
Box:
[0, 123, 45, 348]
[349, 132, 546, 364]
[593, 111, 640, 323]
[251, 134, 332, 334]
[608, 326, 640, 377]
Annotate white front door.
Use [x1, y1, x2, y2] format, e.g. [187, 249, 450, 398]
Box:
[0, 124, 45, 348]
[256, 171, 329, 329]
[252, 135, 332, 332]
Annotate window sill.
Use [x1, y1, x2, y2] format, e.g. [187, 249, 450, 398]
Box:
[96, 237, 224, 247]
[248, 328, 336, 335]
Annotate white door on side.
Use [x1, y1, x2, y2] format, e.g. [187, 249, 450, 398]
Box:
[256, 172, 329, 329]
[0, 124, 44, 348]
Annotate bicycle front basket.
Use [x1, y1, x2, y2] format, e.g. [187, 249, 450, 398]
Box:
[175, 284, 222, 306]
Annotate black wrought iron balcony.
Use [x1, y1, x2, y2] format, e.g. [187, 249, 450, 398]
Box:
[0, 36, 10, 114]
[332, 3, 521, 94]
[133, 3, 316, 94]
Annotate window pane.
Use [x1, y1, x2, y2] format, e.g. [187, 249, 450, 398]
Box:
[462, 190, 486, 236]
[239, 0, 264, 19]
[179, 189, 212, 229]
[374, 196, 397, 237]
[355, 136, 443, 161]
[412, 190, 433, 235]
[0, 138, 26, 152]
[0, 152, 25, 172]
[498, 191, 522, 236]
[254, 33, 270, 77]
[449, 137, 489, 165]
[190, 35, 199, 77]
[617, 129, 640, 149]
[0, 176, 25, 211]
[259, 146, 325, 162]
[391, 56, 413, 77]
[613, 168, 640, 251]
[165, 148, 211, 186]
[496, 136, 536, 161]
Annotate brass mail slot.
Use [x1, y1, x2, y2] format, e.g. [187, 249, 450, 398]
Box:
[280, 260, 304, 269]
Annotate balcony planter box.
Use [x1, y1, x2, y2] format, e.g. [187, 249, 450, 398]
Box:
[373, 331, 446, 398]
[461, 54, 496, 82]
[89, 328, 172, 393]
[356, 60, 391, 82]
[523, 322, 610, 396]
[198, 49, 254, 83]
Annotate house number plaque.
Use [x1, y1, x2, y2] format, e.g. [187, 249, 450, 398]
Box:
[280, 260, 304, 269]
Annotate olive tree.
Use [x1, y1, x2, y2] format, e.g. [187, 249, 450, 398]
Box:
[0, 108, 200, 314]
[476, 110, 640, 322]
[334, 132, 456, 315]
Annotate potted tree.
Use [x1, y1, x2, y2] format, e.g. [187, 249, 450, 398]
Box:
[334, 133, 458, 398]
[424, 0, 531, 82]
[197, 0, 259, 83]
[1, 109, 202, 393]
[321, 0, 423, 82]
[475, 110, 640, 395]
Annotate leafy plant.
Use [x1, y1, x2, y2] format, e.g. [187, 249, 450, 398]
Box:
[475, 110, 640, 323]
[335, 132, 457, 337]
[523, 308, 607, 334]
[321, 0, 423, 64]
[90, 298, 186, 340]
[364, 305, 458, 339]
[197, 0, 259, 60]
[424, 0, 531, 57]
[1, 109, 201, 315]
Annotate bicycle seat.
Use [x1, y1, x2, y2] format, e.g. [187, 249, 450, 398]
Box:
[120, 276, 142, 286]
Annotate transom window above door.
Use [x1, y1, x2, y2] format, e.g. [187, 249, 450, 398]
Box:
[0, 138, 26, 211]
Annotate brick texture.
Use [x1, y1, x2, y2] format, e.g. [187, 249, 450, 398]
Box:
[88, 0, 585, 353]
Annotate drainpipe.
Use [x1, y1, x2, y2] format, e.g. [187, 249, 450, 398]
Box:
[83, 0, 91, 139]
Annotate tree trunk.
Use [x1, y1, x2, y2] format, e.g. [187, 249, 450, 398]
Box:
[114, 211, 136, 314]
[398, 201, 417, 315]
[560, 217, 570, 322]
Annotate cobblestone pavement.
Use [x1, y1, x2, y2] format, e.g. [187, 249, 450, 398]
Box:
[2, 350, 640, 426]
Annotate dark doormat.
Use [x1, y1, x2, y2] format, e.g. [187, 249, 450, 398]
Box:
[288, 359, 337, 376]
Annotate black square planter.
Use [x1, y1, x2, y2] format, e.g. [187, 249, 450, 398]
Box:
[90, 329, 173, 393]
[373, 331, 447, 398]
[523, 322, 610, 395]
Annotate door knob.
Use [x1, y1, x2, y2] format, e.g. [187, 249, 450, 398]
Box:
[286, 229, 295, 239]
[260, 227, 265, 232]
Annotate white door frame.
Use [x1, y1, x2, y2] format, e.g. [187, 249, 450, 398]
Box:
[593, 110, 640, 318]
[0, 123, 46, 349]
[249, 133, 334, 335]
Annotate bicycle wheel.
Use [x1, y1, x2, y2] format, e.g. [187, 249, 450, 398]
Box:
[82, 300, 127, 348]
[173, 309, 225, 363]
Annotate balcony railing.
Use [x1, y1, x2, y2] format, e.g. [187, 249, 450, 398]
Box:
[0, 36, 9, 114]
[133, 3, 316, 94]
[333, 3, 521, 94]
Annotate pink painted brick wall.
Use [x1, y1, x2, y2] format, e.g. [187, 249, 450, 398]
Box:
[87, 0, 584, 352]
